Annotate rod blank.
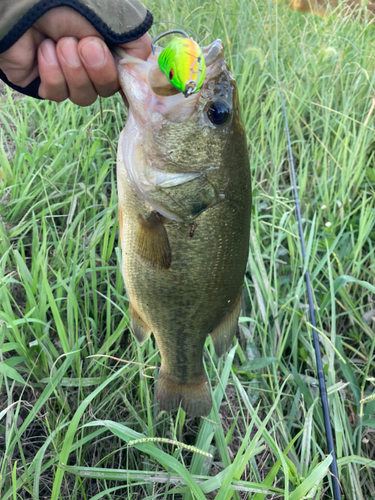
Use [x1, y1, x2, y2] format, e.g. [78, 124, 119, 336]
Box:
[279, 80, 341, 500]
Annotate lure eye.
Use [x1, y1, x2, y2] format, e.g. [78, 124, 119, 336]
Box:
[169, 69, 174, 80]
[206, 101, 230, 126]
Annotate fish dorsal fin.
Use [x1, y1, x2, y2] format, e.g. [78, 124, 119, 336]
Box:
[129, 302, 151, 345]
[135, 212, 172, 270]
[209, 290, 242, 358]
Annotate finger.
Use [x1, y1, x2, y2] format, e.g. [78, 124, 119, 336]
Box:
[119, 33, 152, 61]
[38, 39, 69, 102]
[56, 37, 97, 106]
[0, 28, 45, 87]
[34, 6, 101, 42]
[78, 37, 119, 98]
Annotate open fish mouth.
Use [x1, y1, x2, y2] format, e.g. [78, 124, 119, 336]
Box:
[115, 39, 234, 222]
[113, 39, 226, 124]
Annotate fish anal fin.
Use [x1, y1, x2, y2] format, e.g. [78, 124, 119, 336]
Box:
[135, 212, 172, 270]
[210, 291, 242, 358]
[157, 370, 212, 417]
[129, 302, 151, 345]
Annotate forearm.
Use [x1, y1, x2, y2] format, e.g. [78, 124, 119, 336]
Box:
[0, 0, 152, 53]
[0, 0, 152, 99]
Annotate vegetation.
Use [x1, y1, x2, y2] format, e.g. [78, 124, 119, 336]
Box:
[1, 0, 375, 498]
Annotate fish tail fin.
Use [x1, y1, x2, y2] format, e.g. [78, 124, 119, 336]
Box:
[157, 370, 212, 417]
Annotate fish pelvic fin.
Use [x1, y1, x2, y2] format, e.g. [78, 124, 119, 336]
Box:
[135, 212, 172, 270]
[129, 302, 151, 345]
[157, 371, 212, 417]
[210, 290, 242, 358]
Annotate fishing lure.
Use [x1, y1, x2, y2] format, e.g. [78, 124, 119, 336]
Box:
[152, 30, 206, 97]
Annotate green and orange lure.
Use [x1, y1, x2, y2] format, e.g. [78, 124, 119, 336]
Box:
[151, 30, 206, 98]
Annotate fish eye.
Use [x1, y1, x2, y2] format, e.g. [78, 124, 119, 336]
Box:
[206, 100, 230, 126]
[169, 69, 174, 80]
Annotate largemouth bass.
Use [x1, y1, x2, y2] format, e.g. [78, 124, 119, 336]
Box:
[116, 40, 251, 417]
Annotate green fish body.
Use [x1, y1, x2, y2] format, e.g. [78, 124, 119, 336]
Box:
[116, 40, 251, 416]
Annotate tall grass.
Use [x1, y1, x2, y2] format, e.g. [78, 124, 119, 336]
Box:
[1, 0, 375, 498]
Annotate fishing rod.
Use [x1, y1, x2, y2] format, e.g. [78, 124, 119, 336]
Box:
[279, 80, 342, 500]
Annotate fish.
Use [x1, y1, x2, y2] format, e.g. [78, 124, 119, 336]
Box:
[115, 39, 251, 417]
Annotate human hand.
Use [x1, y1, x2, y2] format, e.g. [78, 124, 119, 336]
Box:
[0, 6, 151, 106]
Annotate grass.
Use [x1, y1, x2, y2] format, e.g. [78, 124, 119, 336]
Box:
[1, 0, 375, 498]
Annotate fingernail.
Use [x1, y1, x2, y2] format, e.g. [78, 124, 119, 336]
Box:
[59, 38, 81, 67]
[41, 40, 57, 65]
[80, 39, 106, 68]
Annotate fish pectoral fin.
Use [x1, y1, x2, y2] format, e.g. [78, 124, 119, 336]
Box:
[157, 370, 212, 417]
[129, 302, 151, 345]
[210, 290, 242, 358]
[135, 212, 172, 270]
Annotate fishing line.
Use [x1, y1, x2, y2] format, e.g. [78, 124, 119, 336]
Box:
[152, 21, 199, 42]
[151, 29, 189, 54]
[279, 80, 342, 500]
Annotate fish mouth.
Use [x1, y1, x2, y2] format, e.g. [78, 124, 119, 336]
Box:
[116, 40, 230, 222]
[114, 40, 225, 124]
